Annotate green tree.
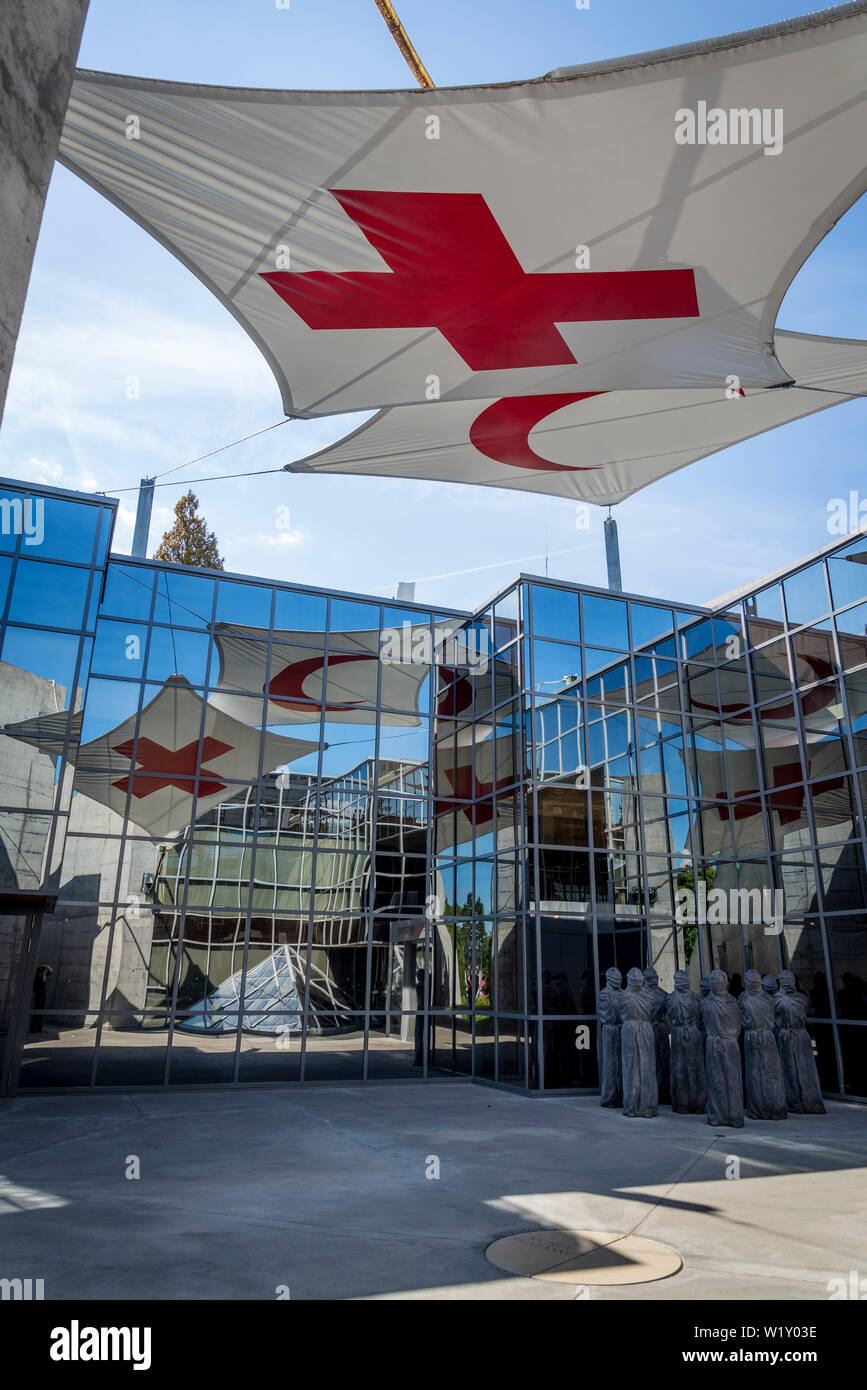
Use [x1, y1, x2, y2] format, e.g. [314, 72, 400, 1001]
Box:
[676, 863, 717, 966]
[153, 491, 224, 569]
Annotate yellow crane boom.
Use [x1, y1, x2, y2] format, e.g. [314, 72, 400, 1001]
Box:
[373, 0, 434, 88]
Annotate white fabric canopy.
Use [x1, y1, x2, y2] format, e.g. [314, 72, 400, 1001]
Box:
[211, 623, 428, 727]
[288, 331, 867, 505]
[3, 677, 312, 838]
[60, 4, 867, 430]
[209, 619, 480, 727]
[694, 739, 853, 853]
[435, 730, 520, 850]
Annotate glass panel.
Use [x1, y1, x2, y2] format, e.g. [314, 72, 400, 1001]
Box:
[18, 1012, 101, 1088]
[752, 640, 791, 701]
[302, 1016, 365, 1081]
[168, 1019, 238, 1084]
[329, 598, 380, 634]
[8, 559, 90, 630]
[583, 646, 624, 678]
[836, 601, 867, 673]
[531, 639, 580, 694]
[100, 563, 154, 621]
[238, 1025, 303, 1082]
[530, 584, 580, 640]
[36, 498, 100, 564]
[0, 552, 12, 607]
[783, 561, 830, 628]
[215, 580, 272, 628]
[1, 625, 83, 691]
[629, 603, 674, 647]
[153, 570, 215, 628]
[838, 1025, 867, 1097]
[495, 1019, 527, 1085]
[828, 537, 867, 612]
[745, 583, 784, 628]
[678, 617, 715, 662]
[95, 1016, 168, 1086]
[824, 915, 867, 1017]
[582, 594, 628, 649]
[272, 588, 328, 631]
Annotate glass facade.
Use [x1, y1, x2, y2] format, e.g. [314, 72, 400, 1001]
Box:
[0, 476, 865, 1097]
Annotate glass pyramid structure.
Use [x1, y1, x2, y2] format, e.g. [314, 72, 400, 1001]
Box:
[177, 945, 354, 1036]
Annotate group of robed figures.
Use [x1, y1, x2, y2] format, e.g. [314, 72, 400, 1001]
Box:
[598, 965, 826, 1125]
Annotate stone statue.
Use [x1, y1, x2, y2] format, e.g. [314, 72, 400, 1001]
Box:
[643, 965, 671, 1104]
[739, 969, 786, 1120]
[620, 967, 658, 1118]
[774, 970, 826, 1114]
[698, 977, 711, 1040]
[762, 974, 779, 1000]
[701, 969, 744, 1127]
[598, 967, 623, 1107]
[666, 970, 706, 1114]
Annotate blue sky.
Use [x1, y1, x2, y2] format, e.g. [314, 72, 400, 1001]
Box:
[1, 0, 864, 614]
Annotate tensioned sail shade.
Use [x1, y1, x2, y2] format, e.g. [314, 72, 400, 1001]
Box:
[208, 620, 491, 728]
[287, 331, 867, 505]
[59, 4, 867, 426]
[3, 677, 313, 838]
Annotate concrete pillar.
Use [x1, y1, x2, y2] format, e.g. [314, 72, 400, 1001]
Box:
[0, 0, 90, 423]
[604, 513, 623, 592]
[132, 477, 155, 557]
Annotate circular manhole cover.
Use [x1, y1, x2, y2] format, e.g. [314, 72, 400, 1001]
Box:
[485, 1229, 682, 1286]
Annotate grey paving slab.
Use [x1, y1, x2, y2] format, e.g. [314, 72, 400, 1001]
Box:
[0, 1084, 863, 1300]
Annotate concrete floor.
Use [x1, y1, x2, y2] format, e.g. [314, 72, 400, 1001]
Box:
[0, 1083, 864, 1300]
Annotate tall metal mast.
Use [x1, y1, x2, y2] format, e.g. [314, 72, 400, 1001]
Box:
[373, 0, 434, 88]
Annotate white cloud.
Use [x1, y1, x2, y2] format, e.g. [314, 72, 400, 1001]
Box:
[23, 456, 63, 483]
[9, 454, 101, 494]
[13, 282, 278, 407]
[225, 529, 306, 550]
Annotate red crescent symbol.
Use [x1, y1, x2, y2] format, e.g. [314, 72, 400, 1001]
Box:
[437, 671, 474, 718]
[435, 764, 513, 824]
[469, 393, 606, 471]
[267, 652, 372, 713]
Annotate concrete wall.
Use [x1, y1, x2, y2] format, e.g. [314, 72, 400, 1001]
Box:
[0, 659, 159, 1025]
[0, 659, 69, 890]
[0, 660, 75, 1027]
[0, 0, 90, 421]
[40, 798, 160, 1024]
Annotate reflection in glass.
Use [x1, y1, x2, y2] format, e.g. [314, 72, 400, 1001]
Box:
[783, 561, 831, 629]
[5, 483, 867, 1100]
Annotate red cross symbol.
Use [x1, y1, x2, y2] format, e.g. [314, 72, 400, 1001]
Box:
[715, 760, 845, 826]
[261, 191, 699, 371]
[436, 762, 514, 824]
[691, 655, 834, 724]
[112, 736, 232, 799]
[436, 670, 474, 718]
